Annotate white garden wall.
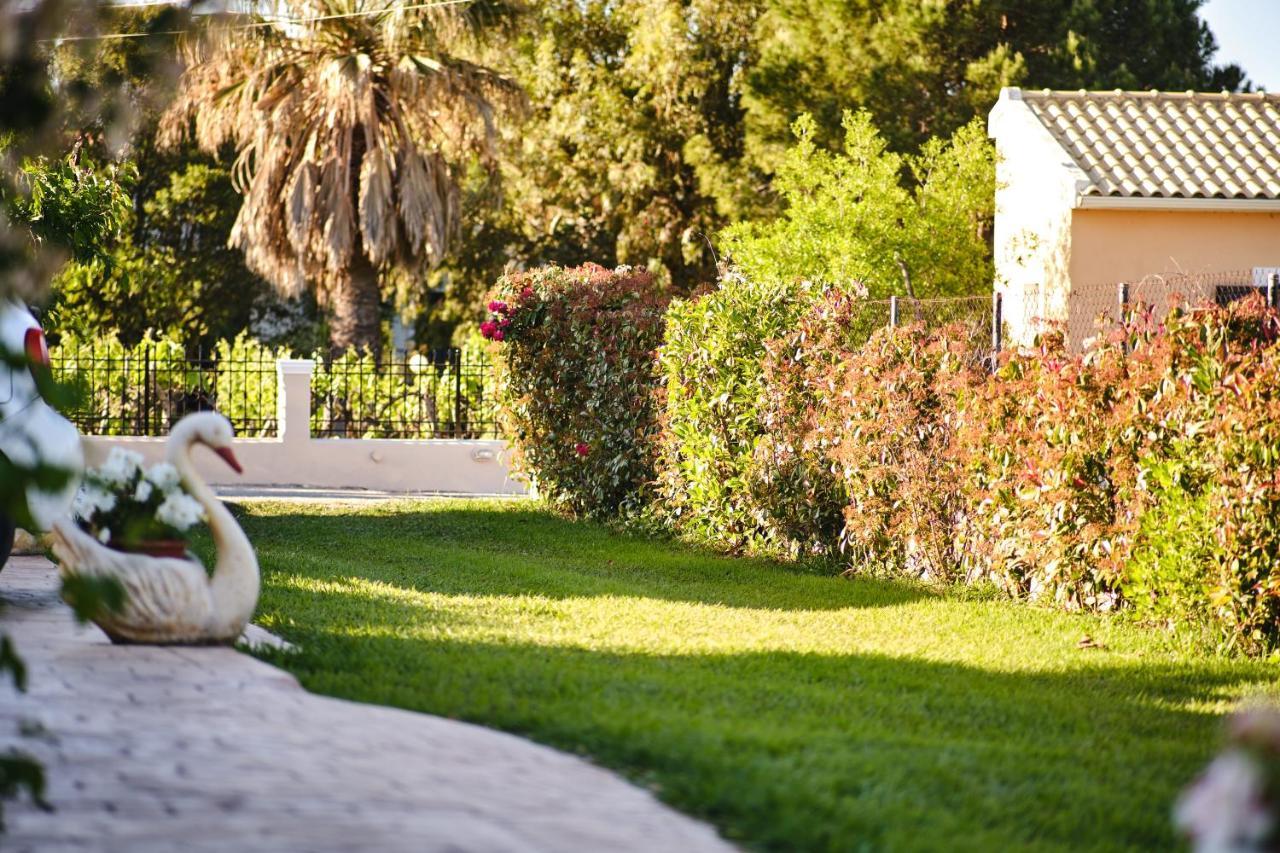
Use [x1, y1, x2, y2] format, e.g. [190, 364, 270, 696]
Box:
[81, 360, 525, 496]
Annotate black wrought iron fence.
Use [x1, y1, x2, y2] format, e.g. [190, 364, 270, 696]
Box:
[310, 347, 501, 439]
[50, 342, 279, 437]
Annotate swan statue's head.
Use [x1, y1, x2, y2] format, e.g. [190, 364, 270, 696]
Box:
[170, 412, 243, 474]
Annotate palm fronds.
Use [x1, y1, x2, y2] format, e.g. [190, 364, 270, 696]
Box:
[161, 0, 523, 320]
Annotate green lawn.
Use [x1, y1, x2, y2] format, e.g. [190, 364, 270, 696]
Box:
[222, 499, 1279, 852]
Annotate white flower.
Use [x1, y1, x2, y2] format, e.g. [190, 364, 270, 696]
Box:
[97, 448, 144, 488]
[72, 484, 117, 520]
[1175, 748, 1274, 853]
[145, 462, 181, 492]
[133, 479, 154, 503]
[96, 527, 111, 544]
[155, 492, 205, 532]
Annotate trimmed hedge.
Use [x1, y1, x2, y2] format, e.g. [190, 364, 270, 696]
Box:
[486, 264, 668, 518]
[766, 293, 1280, 653]
[653, 269, 814, 552]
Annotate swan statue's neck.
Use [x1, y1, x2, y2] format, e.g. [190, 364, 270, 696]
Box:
[167, 433, 259, 633]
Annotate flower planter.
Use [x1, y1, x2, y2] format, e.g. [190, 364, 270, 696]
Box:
[108, 539, 190, 560]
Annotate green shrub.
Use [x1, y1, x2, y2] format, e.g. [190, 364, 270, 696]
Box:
[955, 330, 1133, 610]
[1123, 299, 1280, 652]
[654, 269, 813, 551]
[745, 291, 874, 559]
[488, 264, 667, 518]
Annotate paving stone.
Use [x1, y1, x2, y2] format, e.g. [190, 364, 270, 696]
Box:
[1, 556, 734, 852]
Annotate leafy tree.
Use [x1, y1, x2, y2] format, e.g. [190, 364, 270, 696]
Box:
[742, 0, 1248, 161]
[724, 112, 995, 298]
[42, 6, 313, 351]
[9, 151, 134, 266]
[47, 161, 319, 350]
[162, 0, 523, 355]
[421, 0, 764, 339]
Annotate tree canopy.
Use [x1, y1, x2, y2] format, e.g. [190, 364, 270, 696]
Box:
[12, 0, 1252, 349]
[724, 112, 995, 298]
[162, 0, 523, 353]
[742, 0, 1248, 161]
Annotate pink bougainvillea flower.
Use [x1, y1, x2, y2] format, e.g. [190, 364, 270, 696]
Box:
[574, 442, 590, 457]
[493, 329, 505, 342]
[520, 286, 534, 301]
[479, 320, 496, 338]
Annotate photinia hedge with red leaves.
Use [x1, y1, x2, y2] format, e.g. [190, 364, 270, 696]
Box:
[768, 292, 1280, 653]
[487, 264, 668, 518]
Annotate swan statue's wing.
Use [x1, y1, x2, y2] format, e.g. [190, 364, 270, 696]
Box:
[51, 519, 214, 640]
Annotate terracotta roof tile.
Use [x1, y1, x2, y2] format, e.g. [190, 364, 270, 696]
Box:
[1019, 89, 1280, 199]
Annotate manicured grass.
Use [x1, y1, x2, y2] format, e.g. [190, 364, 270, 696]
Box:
[221, 499, 1279, 851]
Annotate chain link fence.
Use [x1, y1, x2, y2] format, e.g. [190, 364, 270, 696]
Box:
[1065, 270, 1280, 347]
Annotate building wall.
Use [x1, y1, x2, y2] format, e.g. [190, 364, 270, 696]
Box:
[989, 90, 1089, 345]
[1065, 208, 1280, 344]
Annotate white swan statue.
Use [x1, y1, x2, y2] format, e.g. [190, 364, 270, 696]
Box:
[50, 412, 259, 645]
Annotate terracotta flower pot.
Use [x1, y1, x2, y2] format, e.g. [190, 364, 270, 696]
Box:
[109, 539, 190, 559]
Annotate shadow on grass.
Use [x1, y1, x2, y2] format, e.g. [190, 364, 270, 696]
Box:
[230, 500, 1272, 851]
[230, 504, 934, 612]
[258, 602, 1257, 853]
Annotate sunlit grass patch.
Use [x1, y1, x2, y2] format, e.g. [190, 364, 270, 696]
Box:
[212, 499, 1280, 852]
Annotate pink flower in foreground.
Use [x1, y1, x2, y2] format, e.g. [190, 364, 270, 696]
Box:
[493, 329, 505, 342]
[574, 442, 590, 457]
[480, 320, 497, 339]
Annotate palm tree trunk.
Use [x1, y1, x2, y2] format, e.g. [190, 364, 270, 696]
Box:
[329, 251, 382, 357]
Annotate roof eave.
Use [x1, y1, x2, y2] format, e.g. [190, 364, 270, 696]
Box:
[1075, 195, 1280, 212]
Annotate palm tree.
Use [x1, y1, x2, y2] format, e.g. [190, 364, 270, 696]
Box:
[161, 0, 522, 355]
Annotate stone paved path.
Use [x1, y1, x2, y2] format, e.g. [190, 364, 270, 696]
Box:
[0, 556, 733, 852]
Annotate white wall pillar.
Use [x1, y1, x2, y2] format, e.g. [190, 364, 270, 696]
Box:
[276, 359, 315, 447]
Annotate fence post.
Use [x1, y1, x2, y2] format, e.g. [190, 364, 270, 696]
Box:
[889, 295, 899, 330]
[988, 291, 1003, 372]
[142, 343, 152, 436]
[1269, 272, 1279, 310]
[276, 359, 315, 446]
[1118, 281, 1130, 355]
[452, 347, 463, 439]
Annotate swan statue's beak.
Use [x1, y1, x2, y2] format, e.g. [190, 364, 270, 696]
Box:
[214, 447, 243, 474]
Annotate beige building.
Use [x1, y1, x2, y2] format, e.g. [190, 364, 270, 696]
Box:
[987, 88, 1280, 344]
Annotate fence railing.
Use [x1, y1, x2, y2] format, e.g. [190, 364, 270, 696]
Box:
[51, 342, 280, 437]
[840, 292, 1002, 367]
[1054, 269, 1280, 349]
[311, 348, 500, 439]
[809, 273, 1280, 367]
[51, 343, 502, 440]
